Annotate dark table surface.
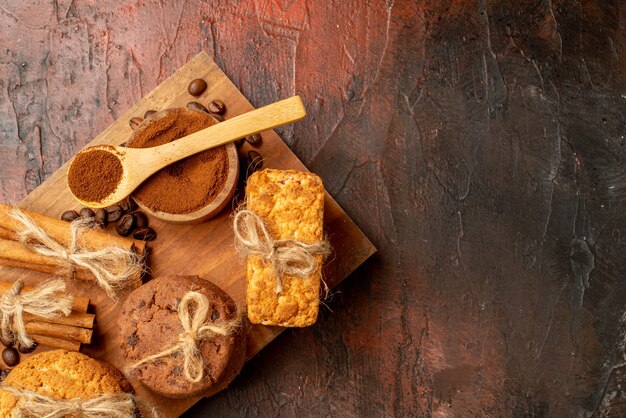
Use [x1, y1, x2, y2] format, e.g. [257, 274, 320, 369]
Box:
[1, 1, 625, 416]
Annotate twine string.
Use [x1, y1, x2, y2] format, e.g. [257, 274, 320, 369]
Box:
[128, 291, 239, 383]
[2, 385, 162, 418]
[0, 279, 72, 348]
[233, 209, 330, 293]
[9, 209, 143, 299]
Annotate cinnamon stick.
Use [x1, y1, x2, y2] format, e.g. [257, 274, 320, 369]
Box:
[0, 239, 95, 282]
[0, 280, 90, 313]
[23, 311, 95, 329]
[24, 321, 92, 344]
[29, 334, 81, 352]
[0, 205, 146, 290]
[0, 279, 93, 351]
[0, 203, 147, 256]
[0, 226, 12, 241]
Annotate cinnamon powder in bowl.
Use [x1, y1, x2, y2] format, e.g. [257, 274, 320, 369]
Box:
[126, 108, 239, 224]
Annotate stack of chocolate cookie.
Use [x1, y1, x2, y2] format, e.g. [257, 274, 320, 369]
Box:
[119, 276, 247, 399]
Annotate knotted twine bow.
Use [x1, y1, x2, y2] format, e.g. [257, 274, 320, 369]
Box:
[128, 291, 240, 383]
[233, 209, 330, 293]
[0, 279, 72, 348]
[1, 385, 162, 418]
[9, 209, 143, 300]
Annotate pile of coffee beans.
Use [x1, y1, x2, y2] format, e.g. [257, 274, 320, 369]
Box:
[60, 198, 157, 241]
[0, 334, 37, 368]
[185, 78, 229, 120]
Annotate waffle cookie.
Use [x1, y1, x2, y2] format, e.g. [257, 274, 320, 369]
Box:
[246, 169, 325, 327]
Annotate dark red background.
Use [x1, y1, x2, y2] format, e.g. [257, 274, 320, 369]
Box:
[1, 1, 625, 416]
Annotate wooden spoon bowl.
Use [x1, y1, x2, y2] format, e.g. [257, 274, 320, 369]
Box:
[128, 109, 239, 224]
[66, 96, 306, 208]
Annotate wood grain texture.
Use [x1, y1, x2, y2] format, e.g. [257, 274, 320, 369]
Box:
[1, 0, 625, 417]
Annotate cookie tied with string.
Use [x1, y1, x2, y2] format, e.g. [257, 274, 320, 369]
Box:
[239, 169, 330, 327]
[119, 276, 246, 399]
[0, 350, 160, 417]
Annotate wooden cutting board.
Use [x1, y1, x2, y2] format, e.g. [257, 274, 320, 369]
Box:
[0, 52, 375, 417]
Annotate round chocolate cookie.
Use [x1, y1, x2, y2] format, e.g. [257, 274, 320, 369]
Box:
[0, 350, 132, 416]
[119, 276, 246, 398]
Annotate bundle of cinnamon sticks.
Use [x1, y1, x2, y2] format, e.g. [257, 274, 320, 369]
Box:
[0, 203, 150, 351]
[0, 203, 146, 283]
[0, 281, 93, 351]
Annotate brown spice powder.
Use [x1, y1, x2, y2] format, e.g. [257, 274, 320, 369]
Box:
[68, 149, 123, 202]
[127, 108, 229, 214]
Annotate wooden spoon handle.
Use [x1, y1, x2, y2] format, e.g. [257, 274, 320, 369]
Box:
[148, 96, 306, 171]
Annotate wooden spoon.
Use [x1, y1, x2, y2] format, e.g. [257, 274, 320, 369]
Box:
[67, 96, 306, 208]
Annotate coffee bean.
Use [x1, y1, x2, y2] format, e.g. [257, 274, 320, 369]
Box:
[79, 208, 95, 219]
[106, 205, 124, 222]
[116, 213, 136, 236]
[144, 110, 156, 118]
[0, 368, 11, 382]
[133, 211, 149, 228]
[95, 208, 108, 228]
[235, 138, 245, 148]
[246, 133, 262, 146]
[2, 347, 19, 367]
[247, 151, 263, 172]
[60, 210, 79, 222]
[207, 100, 226, 115]
[188, 78, 207, 96]
[187, 101, 209, 113]
[129, 117, 143, 130]
[0, 334, 14, 348]
[133, 227, 157, 241]
[119, 198, 137, 213]
[17, 342, 37, 354]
